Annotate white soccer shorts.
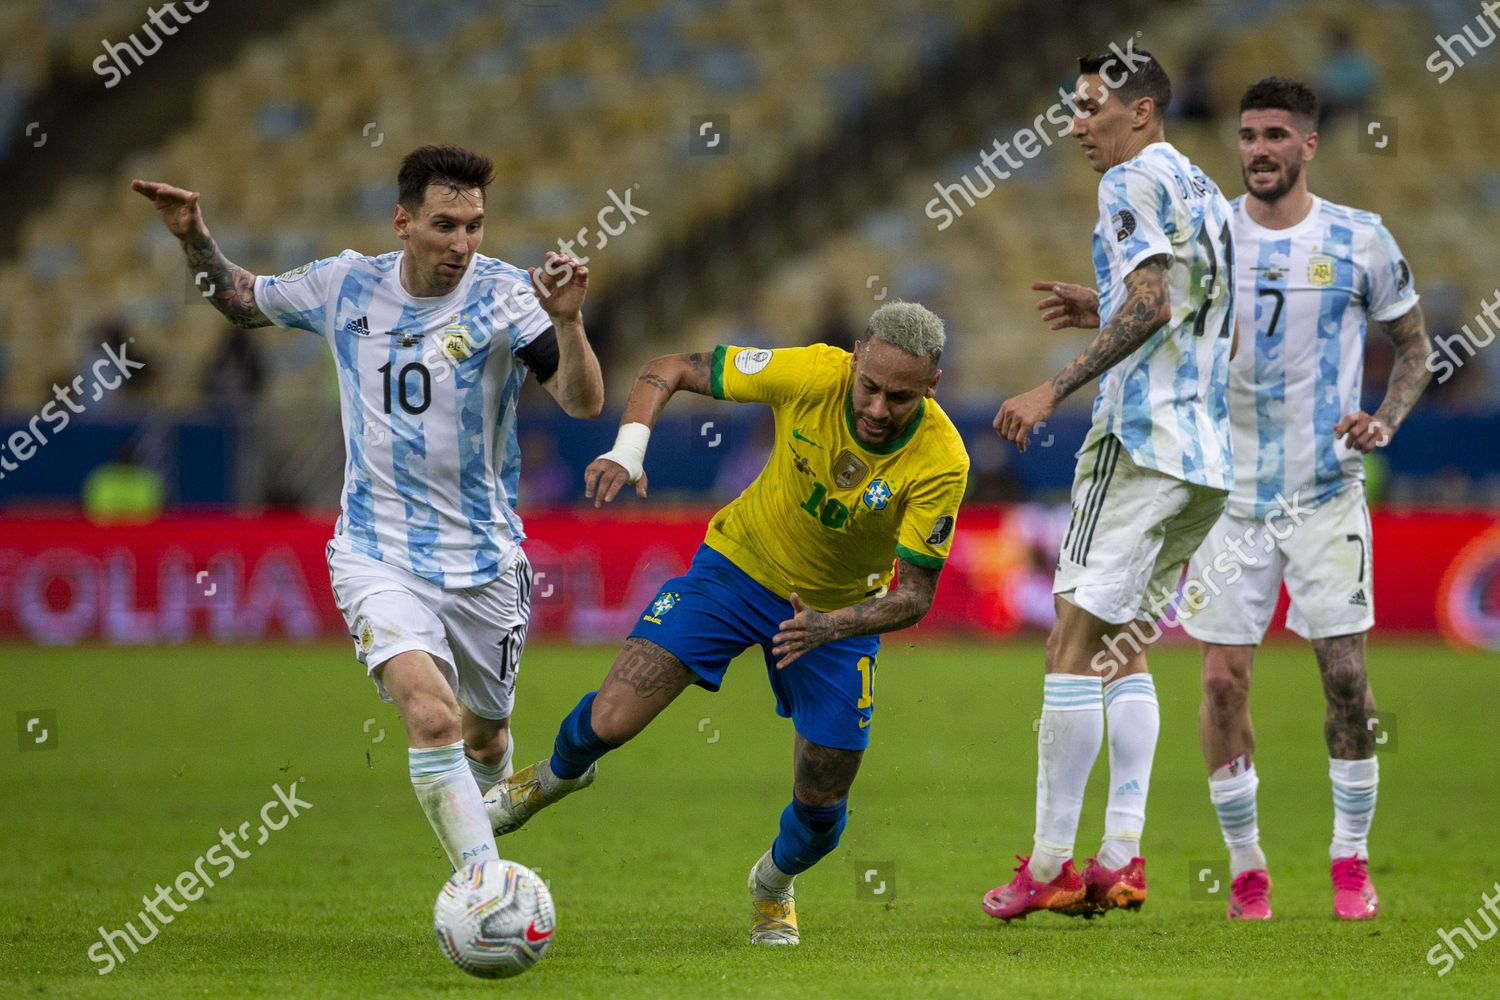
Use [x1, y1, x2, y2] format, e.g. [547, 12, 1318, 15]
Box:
[1054, 433, 1229, 625]
[1182, 483, 1375, 645]
[326, 542, 532, 720]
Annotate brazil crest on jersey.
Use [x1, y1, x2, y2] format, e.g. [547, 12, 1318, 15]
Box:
[705, 344, 970, 611]
[254, 249, 553, 589]
[1227, 195, 1419, 519]
[1087, 141, 1236, 492]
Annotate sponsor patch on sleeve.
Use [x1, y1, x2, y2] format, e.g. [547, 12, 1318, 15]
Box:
[925, 514, 955, 546]
[733, 348, 773, 375]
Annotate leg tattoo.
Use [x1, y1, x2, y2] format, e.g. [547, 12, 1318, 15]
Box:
[793, 734, 863, 806]
[1313, 633, 1376, 758]
[603, 638, 695, 701]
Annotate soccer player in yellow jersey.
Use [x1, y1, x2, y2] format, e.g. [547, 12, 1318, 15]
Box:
[485, 302, 969, 946]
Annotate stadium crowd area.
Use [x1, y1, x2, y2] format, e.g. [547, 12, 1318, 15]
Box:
[1, 0, 1496, 510]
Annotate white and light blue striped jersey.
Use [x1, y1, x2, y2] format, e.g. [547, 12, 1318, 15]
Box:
[255, 250, 554, 589]
[1226, 195, 1419, 519]
[1085, 141, 1236, 491]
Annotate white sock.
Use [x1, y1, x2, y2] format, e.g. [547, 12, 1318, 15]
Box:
[1097, 674, 1158, 870]
[465, 738, 514, 792]
[1330, 756, 1378, 860]
[1209, 764, 1267, 876]
[1031, 675, 1104, 882]
[410, 741, 498, 870]
[753, 849, 794, 893]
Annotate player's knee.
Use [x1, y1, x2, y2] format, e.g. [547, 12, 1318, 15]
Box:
[464, 726, 509, 764]
[1202, 655, 1251, 717]
[402, 690, 463, 745]
[1202, 672, 1247, 718]
[1322, 659, 1369, 709]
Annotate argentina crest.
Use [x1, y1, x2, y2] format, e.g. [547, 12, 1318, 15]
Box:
[442, 314, 476, 363]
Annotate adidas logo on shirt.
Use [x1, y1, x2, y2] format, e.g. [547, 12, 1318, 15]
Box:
[344, 315, 370, 336]
[1349, 589, 1368, 608]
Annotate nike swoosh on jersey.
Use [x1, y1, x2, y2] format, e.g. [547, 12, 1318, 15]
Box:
[791, 427, 823, 448]
[858, 716, 871, 729]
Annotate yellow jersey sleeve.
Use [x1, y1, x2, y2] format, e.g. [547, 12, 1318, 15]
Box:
[711, 344, 845, 405]
[895, 461, 968, 570]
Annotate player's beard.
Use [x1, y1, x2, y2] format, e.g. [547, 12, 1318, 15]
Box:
[1243, 156, 1302, 204]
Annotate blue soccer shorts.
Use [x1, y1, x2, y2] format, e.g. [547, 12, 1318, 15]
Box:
[627, 544, 880, 751]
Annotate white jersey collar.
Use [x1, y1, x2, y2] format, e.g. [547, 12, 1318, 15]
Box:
[1236, 195, 1323, 241]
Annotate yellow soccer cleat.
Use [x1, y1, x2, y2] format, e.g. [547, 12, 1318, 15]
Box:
[483, 758, 595, 836]
[748, 863, 800, 946]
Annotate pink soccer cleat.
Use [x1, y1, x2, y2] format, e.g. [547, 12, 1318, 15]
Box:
[1081, 856, 1148, 914]
[1331, 857, 1379, 920]
[1227, 870, 1273, 920]
[982, 856, 1088, 922]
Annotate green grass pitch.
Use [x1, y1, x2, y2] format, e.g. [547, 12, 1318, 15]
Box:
[4, 639, 1498, 997]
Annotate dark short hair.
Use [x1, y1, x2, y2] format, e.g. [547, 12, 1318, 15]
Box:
[397, 144, 495, 212]
[1239, 76, 1320, 131]
[1079, 48, 1172, 117]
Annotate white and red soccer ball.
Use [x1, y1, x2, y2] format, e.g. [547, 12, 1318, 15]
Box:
[434, 860, 556, 979]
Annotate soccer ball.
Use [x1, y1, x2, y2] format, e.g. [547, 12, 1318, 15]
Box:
[433, 859, 556, 979]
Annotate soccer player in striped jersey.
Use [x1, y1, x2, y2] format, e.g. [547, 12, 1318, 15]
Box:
[484, 303, 969, 946]
[133, 145, 604, 874]
[985, 49, 1236, 921]
[1181, 78, 1431, 921]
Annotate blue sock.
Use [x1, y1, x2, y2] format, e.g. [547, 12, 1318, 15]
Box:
[550, 692, 618, 780]
[770, 798, 848, 875]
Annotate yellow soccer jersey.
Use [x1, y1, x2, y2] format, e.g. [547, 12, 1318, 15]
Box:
[703, 343, 970, 611]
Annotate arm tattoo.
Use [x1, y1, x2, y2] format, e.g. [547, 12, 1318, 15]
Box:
[181, 232, 270, 328]
[620, 351, 715, 427]
[602, 638, 694, 701]
[636, 372, 671, 394]
[1312, 634, 1376, 758]
[823, 558, 941, 640]
[680, 351, 713, 396]
[793, 733, 862, 805]
[1372, 304, 1431, 430]
[1050, 258, 1170, 400]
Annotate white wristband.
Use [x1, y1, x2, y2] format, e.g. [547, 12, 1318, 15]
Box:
[596, 422, 650, 483]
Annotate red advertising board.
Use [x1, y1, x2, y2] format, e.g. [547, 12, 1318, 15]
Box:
[0, 508, 1494, 646]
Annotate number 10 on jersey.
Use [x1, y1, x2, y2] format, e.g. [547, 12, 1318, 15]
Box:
[378, 360, 432, 415]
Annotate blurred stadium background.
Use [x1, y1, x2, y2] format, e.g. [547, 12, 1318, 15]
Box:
[1, 0, 1496, 649]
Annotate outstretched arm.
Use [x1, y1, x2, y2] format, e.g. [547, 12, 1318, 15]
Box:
[131, 180, 270, 329]
[770, 558, 941, 668]
[1335, 304, 1431, 452]
[994, 257, 1170, 451]
[583, 351, 716, 505]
